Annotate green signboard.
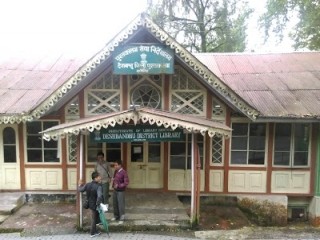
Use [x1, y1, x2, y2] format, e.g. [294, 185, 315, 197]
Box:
[91, 125, 183, 143]
[113, 44, 174, 74]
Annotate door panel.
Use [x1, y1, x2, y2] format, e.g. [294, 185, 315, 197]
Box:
[0, 125, 20, 189]
[128, 142, 162, 189]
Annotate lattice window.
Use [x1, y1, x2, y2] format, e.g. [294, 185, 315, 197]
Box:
[86, 71, 120, 115]
[171, 66, 206, 115]
[211, 136, 224, 165]
[129, 75, 162, 109]
[65, 97, 79, 120]
[68, 134, 77, 163]
[212, 97, 226, 122]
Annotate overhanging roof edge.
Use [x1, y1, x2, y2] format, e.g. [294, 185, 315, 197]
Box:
[41, 108, 232, 141]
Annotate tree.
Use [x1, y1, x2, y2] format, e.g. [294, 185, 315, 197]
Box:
[259, 0, 320, 50]
[147, 0, 253, 53]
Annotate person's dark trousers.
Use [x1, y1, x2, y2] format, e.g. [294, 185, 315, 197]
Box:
[113, 190, 125, 220]
[102, 182, 109, 204]
[90, 209, 99, 235]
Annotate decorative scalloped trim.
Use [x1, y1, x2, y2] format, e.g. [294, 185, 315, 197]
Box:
[2, 14, 258, 124]
[42, 110, 231, 141]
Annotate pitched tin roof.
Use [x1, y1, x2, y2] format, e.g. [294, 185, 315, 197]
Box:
[0, 13, 319, 123]
[195, 52, 320, 120]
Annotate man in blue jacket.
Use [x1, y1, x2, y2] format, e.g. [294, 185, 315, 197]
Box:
[79, 171, 103, 237]
[111, 159, 129, 224]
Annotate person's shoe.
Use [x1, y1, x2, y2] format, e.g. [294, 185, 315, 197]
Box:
[118, 220, 124, 224]
[96, 222, 102, 226]
[90, 231, 101, 237]
[111, 217, 117, 221]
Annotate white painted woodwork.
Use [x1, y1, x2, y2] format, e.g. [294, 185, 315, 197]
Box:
[271, 171, 310, 194]
[25, 168, 62, 190]
[168, 170, 205, 191]
[228, 170, 267, 193]
[0, 125, 20, 190]
[128, 142, 163, 189]
[85, 168, 95, 183]
[67, 168, 77, 190]
[209, 169, 224, 192]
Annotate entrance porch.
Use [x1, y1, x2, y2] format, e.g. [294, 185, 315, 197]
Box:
[0, 191, 190, 234]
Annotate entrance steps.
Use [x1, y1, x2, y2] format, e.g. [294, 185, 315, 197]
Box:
[0, 192, 25, 224]
[0, 191, 191, 234]
[105, 192, 190, 230]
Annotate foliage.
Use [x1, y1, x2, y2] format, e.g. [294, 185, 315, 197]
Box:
[259, 0, 320, 50]
[238, 198, 287, 226]
[147, 0, 253, 53]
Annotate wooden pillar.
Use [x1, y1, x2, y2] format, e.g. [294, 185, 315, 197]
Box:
[76, 134, 85, 228]
[190, 133, 200, 226]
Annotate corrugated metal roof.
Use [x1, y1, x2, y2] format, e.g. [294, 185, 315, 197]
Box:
[195, 52, 320, 119]
[1, 18, 320, 121]
[0, 47, 98, 115]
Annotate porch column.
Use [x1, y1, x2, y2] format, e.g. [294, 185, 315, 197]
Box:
[190, 133, 201, 226]
[76, 134, 85, 228]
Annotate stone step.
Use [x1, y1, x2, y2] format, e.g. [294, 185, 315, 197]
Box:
[0, 193, 25, 216]
[0, 215, 9, 224]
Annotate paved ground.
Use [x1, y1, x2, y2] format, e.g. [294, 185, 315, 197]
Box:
[3, 225, 320, 239]
[2, 192, 320, 239]
[0, 232, 195, 239]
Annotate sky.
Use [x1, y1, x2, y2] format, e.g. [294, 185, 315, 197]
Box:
[0, 0, 294, 54]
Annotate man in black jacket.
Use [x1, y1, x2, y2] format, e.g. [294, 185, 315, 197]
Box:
[79, 171, 103, 237]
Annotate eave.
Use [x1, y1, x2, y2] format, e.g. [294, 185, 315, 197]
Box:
[41, 107, 232, 141]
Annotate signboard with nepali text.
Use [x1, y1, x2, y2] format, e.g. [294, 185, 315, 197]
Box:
[91, 125, 183, 143]
[113, 44, 174, 74]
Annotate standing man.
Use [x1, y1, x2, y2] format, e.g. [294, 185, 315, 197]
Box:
[78, 171, 103, 237]
[95, 151, 111, 204]
[111, 159, 129, 224]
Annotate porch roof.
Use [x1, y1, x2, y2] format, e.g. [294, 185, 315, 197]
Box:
[41, 107, 232, 141]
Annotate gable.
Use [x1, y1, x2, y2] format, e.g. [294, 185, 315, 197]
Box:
[3, 13, 320, 124]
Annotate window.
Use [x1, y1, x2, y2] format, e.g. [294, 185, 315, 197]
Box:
[231, 123, 266, 165]
[67, 135, 77, 163]
[211, 136, 223, 165]
[3, 127, 16, 163]
[171, 66, 206, 115]
[129, 75, 162, 109]
[86, 71, 121, 114]
[170, 134, 204, 170]
[274, 123, 310, 167]
[26, 121, 59, 162]
[87, 136, 121, 163]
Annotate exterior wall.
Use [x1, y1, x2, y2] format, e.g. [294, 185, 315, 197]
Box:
[25, 168, 62, 190]
[271, 171, 310, 194]
[228, 170, 267, 193]
[309, 197, 320, 226]
[0, 61, 317, 223]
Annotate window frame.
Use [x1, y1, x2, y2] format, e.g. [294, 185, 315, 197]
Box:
[86, 135, 122, 164]
[273, 123, 311, 168]
[230, 121, 267, 166]
[210, 135, 224, 166]
[3, 126, 17, 163]
[169, 133, 205, 170]
[25, 120, 60, 164]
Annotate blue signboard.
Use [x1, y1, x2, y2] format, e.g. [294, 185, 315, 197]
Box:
[113, 45, 174, 74]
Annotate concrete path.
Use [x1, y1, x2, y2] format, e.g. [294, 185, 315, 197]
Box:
[0, 233, 195, 239]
